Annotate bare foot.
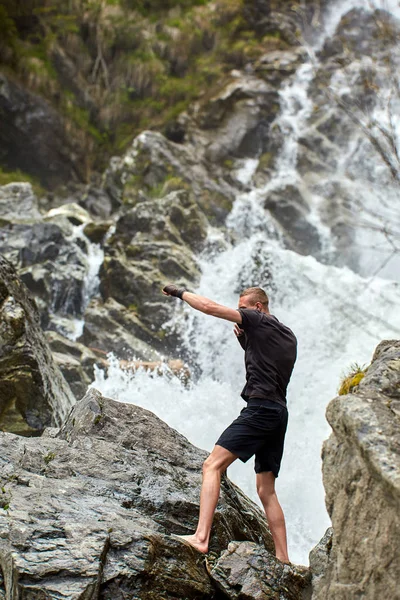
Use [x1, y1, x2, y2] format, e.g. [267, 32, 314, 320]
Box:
[171, 534, 208, 554]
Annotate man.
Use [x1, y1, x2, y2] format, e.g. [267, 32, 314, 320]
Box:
[162, 284, 297, 563]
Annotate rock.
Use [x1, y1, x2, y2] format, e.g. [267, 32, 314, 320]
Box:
[0, 388, 273, 598]
[209, 540, 311, 599]
[0, 183, 41, 224]
[194, 75, 280, 162]
[319, 8, 399, 62]
[312, 340, 400, 599]
[83, 221, 113, 245]
[95, 189, 205, 354]
[0, 187, 99, 326]
[46, 331, 101, 401]
[263, 185, 321, 256]
[105, 127, 235, 226]
[79, 298, 163, 360]
[46, 202, 92, 225]
[0, 73, 83, 189]
[0, 256, 75, 435]
[113, 189, 208, 252]
[309, 528, 333, 591]
[254, 48, 307, 86]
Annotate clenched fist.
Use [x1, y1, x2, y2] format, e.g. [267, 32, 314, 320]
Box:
[162, 284, 187, 299]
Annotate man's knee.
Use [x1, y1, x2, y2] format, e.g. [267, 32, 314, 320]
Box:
[202, 454, 222, 475]
[203, 446, 237, 475]
[256, 471, 275, 498]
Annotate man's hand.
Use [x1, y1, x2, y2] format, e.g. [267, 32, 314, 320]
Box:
[162, 284, 186, 299]
[234, 324, 244, 337]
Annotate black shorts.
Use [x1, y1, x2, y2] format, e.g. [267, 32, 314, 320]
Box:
[215, 399, 288, 477]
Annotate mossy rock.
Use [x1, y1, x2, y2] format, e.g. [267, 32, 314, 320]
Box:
[338, 364, 366, 396]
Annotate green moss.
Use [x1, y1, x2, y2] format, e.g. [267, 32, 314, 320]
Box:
[1, 0, 277, 183]
[94, 414, 103, 424]
[222, 158, 234, 169]
[257, 152, 273, 171]
[0, 167, 45, 196]
[43, 451, 56, 465]
[338, 363, 366, 396]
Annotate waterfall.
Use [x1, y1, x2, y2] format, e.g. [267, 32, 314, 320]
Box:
[50, 224, 104, 341]
[92, 0, 400, 564]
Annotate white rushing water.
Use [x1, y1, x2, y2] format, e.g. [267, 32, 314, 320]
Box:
[92, 0, 400, 565]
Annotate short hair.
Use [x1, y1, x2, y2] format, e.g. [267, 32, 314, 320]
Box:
[240, 287, 269, 308]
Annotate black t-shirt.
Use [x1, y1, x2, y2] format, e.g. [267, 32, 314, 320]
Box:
[237, 308, 297, 407]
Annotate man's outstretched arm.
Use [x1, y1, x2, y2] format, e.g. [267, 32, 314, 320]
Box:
[162, 285, 242, 324]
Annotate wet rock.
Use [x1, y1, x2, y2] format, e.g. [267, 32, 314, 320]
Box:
[79, 298, 162, 360]
[319, 8, 399, 62]
[105, 130, 234, 223]
[0, 186, 97, 327]
[254, 48, 307, 86]
[0, 73, 83, 189]
[113, 189, 208, 252]
[193, 75, 280, 162]
[0, 256, 75, 435]
[95, 189, 204, 354]
[313, 340, 400, 600]
[83, 221, 113, 245]
[209, 540, 311, 599]
[45, 331, 100, 400]
[0, 183, 41, 224]
[79, 184, 116, 218]
[263, 185, 321, 256]
[46, 202, 92, 226]
[0, 388, 273, 599]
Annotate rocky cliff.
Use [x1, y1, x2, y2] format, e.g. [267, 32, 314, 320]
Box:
[0, 254, 74, 435]
[310, 340, 400, 599]
[0, 387, 311, 599]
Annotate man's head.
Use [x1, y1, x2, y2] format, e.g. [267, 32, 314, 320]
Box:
[238, 287, 270, 313]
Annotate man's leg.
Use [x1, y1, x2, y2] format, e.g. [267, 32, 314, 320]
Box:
[177, 445, 238, 553]
[256, 471, 289, 563]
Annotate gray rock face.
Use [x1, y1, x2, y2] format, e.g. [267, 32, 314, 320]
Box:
[209, 541, 311, 600]
[0, 388, 274, 599]
[0, 255, 75, 435]
[0, 184, 101, 329]
[45, 330, 101, 401]
[0, 73, 83, 189]
[312, 340, 400, 600]
[80, 297, 162, 360]
[263, 185, 321, 256]
[105, 129, 235, 226]
[0, 183, 41, 224]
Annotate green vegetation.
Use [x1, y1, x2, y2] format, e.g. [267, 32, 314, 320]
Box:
[338, 363, 366, 396]
[0, 167, 45, 196]
[0, 0, 279, 182]
[43, 451, 56, 464]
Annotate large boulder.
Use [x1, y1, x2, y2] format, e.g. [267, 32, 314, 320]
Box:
[311, 340, 400, 599]
[209, 541, 311, 599]
[104, 130, 235, 225]
[0, 388, 275, 599]
[0, 255, 75, 435]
